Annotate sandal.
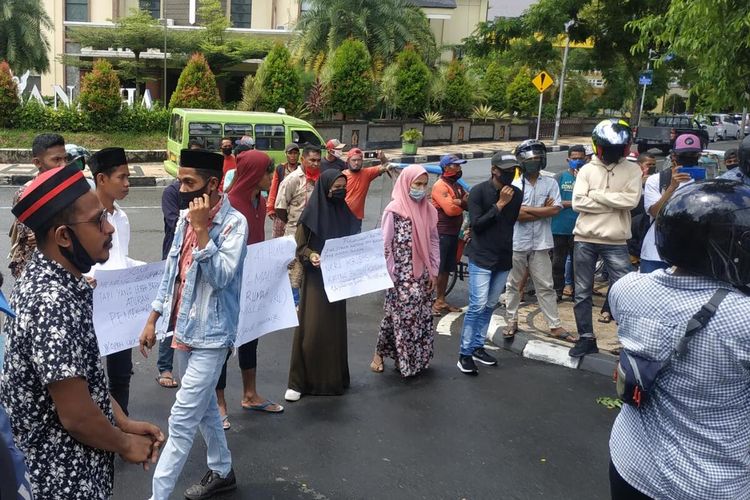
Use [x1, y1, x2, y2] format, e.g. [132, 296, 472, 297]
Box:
[598, 312, 613, 324]
[503, 322, 518, 340]
[155, 374, 178, 388]
[221, 414, 230, 430]
[370, 355, 385, 373]
[431, 305, 445, 316]
[242, 400, 284, 413]
[547, 329, 579, 343]
[562, 285, 573, 297]
[444, 303, 462, 313]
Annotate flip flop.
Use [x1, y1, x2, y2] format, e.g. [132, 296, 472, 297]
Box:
[242, 400, 284, 413]
[547, 330, 579, 343]
[598, 313, 613, 324]
[222, 415, 231, 430]
[444, 304, 462, 313]
[431, 306, 445, 316]
[155, 375, 178, 388]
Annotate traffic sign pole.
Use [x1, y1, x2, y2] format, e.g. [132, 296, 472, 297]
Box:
[536, 92, 544, 140]
[637, 60, 650, 129]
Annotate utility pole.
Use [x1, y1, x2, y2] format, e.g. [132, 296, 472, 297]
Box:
[637, 49, 658, 128]
[552, 20, 574, 146]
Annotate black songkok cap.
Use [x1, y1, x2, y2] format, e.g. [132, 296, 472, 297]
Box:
[179, 148, 224, 173]
[12, 165, 91, 232]
[89, 147, 128, 176]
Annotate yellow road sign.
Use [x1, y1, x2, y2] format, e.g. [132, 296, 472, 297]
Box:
[531, 71, 554, 93]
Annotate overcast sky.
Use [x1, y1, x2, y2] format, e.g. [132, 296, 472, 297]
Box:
[488, 0, 535, 18]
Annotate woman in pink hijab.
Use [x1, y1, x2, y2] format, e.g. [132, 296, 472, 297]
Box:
[370, 165, 440, 376]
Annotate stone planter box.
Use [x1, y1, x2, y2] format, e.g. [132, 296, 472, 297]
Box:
[469, 121, 494, 141]
[0, 148, 166, 164]
[367, 121, 405, 149]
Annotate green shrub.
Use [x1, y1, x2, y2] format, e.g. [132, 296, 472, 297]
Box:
[255, 44, 303, 113]
[48, 105, 91, 132]
[505, 68, 538, 116]
[115, 105, 170, 132]
[325, 39, 375, 119]
[0, 61, 20, 127]
[79, 59, 122, 121]
[393, 47, 432, 118]
[483, 60, 511, 112]
[169, 53, 221, 109]
[441, 60, 472, 118]
[13, 100, 51, 130]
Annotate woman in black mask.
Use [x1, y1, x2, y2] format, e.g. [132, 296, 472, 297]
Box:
[285, 169, 359, 402]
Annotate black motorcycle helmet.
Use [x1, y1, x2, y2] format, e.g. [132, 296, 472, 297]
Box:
[514, 139, 547, 170]
[591, 118, 632, 165]
[656, 180, 750, 289]
[737, 135, 750, 176]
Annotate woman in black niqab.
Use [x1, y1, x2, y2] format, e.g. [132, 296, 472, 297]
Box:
[285, 169, 358, 401]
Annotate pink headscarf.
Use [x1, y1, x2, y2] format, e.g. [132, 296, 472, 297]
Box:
[383, 164, 437, 277]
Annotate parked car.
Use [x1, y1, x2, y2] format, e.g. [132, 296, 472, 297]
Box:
[164, 108, 324, 176]
[693, 115, 719, 142]
[731, 113, 750, 135]
[634, 115, 709, 154]
[709, 113, 741, 141]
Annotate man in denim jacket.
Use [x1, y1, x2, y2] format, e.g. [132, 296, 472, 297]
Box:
[139, 149, 248, 500]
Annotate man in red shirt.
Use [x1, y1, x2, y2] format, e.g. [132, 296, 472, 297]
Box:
[220, 137, 236, 176]
[431, 154, 468, 314]
[343, 149, 392, 233]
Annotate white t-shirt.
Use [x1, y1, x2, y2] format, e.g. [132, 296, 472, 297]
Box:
[87, 203, 144, 276]
[640, 173, 693, 262]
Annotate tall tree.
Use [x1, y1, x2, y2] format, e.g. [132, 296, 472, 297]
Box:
[524, 0, 669, 120]
[169, 53, 221, 109]
[238, 44, 303, 113]
[292, 0, 438, 69]
[0, 0, 52, 74]
[629, 0, 750, 110]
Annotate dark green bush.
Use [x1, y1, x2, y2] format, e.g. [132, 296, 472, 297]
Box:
[0, 61, 20, 127]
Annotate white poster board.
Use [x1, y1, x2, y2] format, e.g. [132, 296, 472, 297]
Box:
[92, 261, 165, 356]
[320, 228, 394, 303]
[235, 237, 299, 347]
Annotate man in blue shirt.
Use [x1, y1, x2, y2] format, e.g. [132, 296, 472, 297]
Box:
[551, 145, 585, 300]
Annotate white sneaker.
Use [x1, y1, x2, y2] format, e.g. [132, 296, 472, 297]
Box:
[284, 389, 301, 402]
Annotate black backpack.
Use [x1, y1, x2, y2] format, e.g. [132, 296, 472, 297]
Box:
[628, 170, 672, 259]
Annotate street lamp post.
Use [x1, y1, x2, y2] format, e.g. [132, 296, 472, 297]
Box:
[159, 17, 172, 105]
[552, 20, 574, 146]
[637, 49, 658, 128]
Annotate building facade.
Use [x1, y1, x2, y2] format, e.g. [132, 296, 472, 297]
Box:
[34, 0, 488, 100]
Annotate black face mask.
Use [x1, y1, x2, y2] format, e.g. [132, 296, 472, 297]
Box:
[494, 171, 515, 186]
[179, 183, 209, 210]
[222, 147, 233, 156]
[60, 226, 97, 274]
[330, 188, 347, 201]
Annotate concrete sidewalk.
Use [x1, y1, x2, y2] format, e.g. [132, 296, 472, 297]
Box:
[0, 136, 591, 186]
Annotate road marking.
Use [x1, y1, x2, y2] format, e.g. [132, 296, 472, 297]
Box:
[436, 308, 466, 336]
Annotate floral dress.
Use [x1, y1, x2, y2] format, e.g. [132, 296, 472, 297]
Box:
[377, 214, 435, 377]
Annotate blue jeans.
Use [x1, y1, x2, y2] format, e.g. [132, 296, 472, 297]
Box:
[640, 259, 669, 274]
[150, 348, 232, 500]
[459, 260, 509, 356]
[573, 242, 632, 339]
[157, 336, 174, 374]
[564, 255, 573, 286]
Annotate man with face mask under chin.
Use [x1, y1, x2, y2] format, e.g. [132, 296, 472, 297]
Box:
[568, 119, 643, 358]
[139, 148, 248, 500]
[4, 165, 164, 499]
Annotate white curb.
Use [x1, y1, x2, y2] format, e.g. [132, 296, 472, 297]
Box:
[522, 339, 581, 369]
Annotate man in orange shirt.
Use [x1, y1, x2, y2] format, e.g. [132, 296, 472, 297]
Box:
[432, 154, 468, 314]
[343, 149, 392, 233]
[220, 137, 236, 176]
[267, 143, 301, 237]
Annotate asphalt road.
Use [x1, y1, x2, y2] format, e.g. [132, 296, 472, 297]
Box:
[0, 139, 740, 499]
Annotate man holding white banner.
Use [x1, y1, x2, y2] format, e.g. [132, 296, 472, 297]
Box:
[87, 147, 144, 416]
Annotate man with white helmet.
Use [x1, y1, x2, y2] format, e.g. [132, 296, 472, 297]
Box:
[569, 119, 643, 357]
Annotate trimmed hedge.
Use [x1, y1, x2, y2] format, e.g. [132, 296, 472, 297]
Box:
[11, 101, 170, 133]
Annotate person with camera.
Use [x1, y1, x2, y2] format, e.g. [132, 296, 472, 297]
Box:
[638, 133, 702, 273]
[608, 179, 750, 500]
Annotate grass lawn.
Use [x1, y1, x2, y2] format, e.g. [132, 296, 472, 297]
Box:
[0, 130, 167, 150]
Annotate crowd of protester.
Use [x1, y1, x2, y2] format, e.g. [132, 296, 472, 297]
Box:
[0, 118, 749, 499]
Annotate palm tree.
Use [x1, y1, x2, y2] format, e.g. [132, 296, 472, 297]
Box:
[292, 0, 438, 69]
[0, 0, 52, 73]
